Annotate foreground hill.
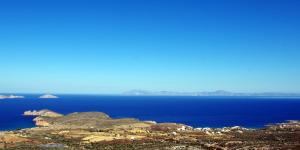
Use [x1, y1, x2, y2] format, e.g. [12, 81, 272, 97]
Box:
[0, 110, 299, 150]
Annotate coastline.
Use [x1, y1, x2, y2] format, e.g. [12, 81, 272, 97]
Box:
[10, 109, 299, 131]
[1, 95, 300, 131]
[0, 109, 299, 149]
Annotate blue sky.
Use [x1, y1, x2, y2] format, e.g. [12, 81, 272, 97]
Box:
[0, 0, 300, 94]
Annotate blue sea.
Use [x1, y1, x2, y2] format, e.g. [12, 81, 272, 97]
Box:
[1, 95, 300, 131]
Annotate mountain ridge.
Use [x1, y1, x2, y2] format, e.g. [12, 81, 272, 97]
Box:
[123, 89, 300, 97]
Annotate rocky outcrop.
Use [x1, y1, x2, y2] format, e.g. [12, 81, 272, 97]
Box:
[33, 117, 51, 127]
[23, 109, 63, 117]
[24, 110, 63, 127]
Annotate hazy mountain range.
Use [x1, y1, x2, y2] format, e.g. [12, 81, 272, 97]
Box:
[123, 90, 300, 97]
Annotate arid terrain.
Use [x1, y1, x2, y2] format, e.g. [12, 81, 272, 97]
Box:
[0, 110, 299, 150]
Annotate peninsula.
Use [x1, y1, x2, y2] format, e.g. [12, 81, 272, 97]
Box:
[0, 110, 299, 149]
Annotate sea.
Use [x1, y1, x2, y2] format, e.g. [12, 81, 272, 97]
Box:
[1, 94, 300, 131]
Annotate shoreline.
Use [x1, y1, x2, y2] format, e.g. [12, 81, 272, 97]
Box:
[0, 110, 299, 149]
[0, 109, 295, 131]
[0, 108, 297, 131]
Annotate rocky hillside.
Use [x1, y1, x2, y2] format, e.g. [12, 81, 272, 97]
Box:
[25, 110, 154, 130]
[0, 110, 299, 150]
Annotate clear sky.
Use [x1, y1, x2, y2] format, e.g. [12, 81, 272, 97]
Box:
[0, 0, 300, 94]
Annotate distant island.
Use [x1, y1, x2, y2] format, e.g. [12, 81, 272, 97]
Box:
[39, 94, 59, 99]
[123, 90, 300, 97]
[0, 95, 24, 99]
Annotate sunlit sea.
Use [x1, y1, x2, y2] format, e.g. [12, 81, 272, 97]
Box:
[1, 94, 300, 131]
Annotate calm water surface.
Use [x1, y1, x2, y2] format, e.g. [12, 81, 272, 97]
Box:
[1, 95, 300, 131]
